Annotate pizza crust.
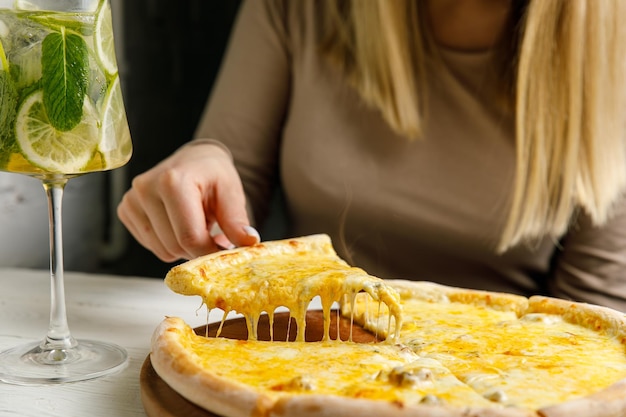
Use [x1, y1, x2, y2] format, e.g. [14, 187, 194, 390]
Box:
[273, 394, 537, 417]
[151, 316, 538, 417]
[526, 296, 626, 341]
[538, 379, 626, 417]
[164, 234, 403, 342]
[151, 317, 273, 417]
[525, 296, 626, 417]
[386, 280, 529, 315]
[152, 261, 626, 417]
[164, 234, 340, 297]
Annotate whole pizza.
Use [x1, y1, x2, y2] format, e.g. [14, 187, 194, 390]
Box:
[148, 234, 626, 417]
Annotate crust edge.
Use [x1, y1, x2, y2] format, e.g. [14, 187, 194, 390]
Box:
[152, 280, 626, 417]
[151, 317, 273, 417]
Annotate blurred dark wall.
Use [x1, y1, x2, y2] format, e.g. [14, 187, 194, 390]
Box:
[107, 0, 242, 278]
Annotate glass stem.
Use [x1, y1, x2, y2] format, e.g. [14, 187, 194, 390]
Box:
[42, 179, 77, 351]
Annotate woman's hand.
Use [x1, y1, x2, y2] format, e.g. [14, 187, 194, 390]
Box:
[117, 142, 260, 262]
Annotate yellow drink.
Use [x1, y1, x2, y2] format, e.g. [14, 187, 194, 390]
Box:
[0, 0, 131, 386]
[0, 2, 132, 178]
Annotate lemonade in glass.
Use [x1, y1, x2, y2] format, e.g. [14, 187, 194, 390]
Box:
[0, 0, 132, 384]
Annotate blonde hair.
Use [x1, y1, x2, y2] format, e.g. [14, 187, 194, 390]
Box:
[322, 0, 626, 251]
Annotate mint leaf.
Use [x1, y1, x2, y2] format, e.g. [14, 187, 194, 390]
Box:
[41, 30, 88, 132]
[0, 71, 18, 154]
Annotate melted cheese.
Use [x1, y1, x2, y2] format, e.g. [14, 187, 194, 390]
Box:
[172, 320, 495, 408]
[159, 236, 626, 414]
[162, 292, 626, 413]
[349, 292, 626, 410]
[165, 235, 402, 341]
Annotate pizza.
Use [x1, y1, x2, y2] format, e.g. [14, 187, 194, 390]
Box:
[149, 234, 626, 417]
[163, 234, 402, 342]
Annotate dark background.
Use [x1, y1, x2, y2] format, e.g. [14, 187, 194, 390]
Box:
[105, 0, 243, 278]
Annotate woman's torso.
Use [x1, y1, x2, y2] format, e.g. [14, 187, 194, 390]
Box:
[276, 2, 555, 295]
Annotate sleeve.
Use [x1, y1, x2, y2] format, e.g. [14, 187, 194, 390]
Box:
[193, 0, 292, 226]
[549, 195, 626, 312]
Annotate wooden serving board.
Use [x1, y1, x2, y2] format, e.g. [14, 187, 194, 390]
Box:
[140, 310, 377, 417]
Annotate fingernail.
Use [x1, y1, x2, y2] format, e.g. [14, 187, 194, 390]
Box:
[216, 243, 236, 251]
[243, 225, 261, 242]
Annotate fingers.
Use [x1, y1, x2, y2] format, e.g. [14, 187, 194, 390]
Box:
[117, 142, 259, 262]
[241, 225, 261, 245]
[211, 173, 261, 248]
[149, 169, 219, 259]
[209, 223, 235, 250]
[118, 169, 219, 262]
[210, 223, 261, 250]
[117, 190, 179, 262]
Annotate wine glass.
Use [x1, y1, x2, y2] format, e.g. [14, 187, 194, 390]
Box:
[0, 0, 132, 385]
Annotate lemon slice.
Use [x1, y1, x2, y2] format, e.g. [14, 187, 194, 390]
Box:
[16, 90, 99, 173]
[98, 75, 131, 168]
[94, 0, 118, 75]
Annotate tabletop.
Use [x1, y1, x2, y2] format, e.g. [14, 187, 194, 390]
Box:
[0, 267, 214, 417]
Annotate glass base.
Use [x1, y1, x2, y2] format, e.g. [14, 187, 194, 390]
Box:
[0, 339, 128, 385]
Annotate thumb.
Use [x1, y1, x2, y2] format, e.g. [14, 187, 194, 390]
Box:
[212, 171, 261, 248]
[213, 193, 261, 247]
[236, 224, 261, 247]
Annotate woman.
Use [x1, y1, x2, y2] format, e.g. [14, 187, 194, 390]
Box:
[118, 0, 626, 310]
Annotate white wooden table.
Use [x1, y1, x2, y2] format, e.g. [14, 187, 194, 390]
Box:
[0, 267, 213, 417]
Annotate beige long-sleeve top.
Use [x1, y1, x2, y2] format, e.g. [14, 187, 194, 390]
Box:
[195, 0, 626, 311]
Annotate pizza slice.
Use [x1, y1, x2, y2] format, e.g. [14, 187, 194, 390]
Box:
[164, 234, 402, 341]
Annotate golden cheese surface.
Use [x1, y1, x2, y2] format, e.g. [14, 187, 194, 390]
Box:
[159, 237, 626, 413]
[164, 290, 626, 412]
[165, 235, 402, 341]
